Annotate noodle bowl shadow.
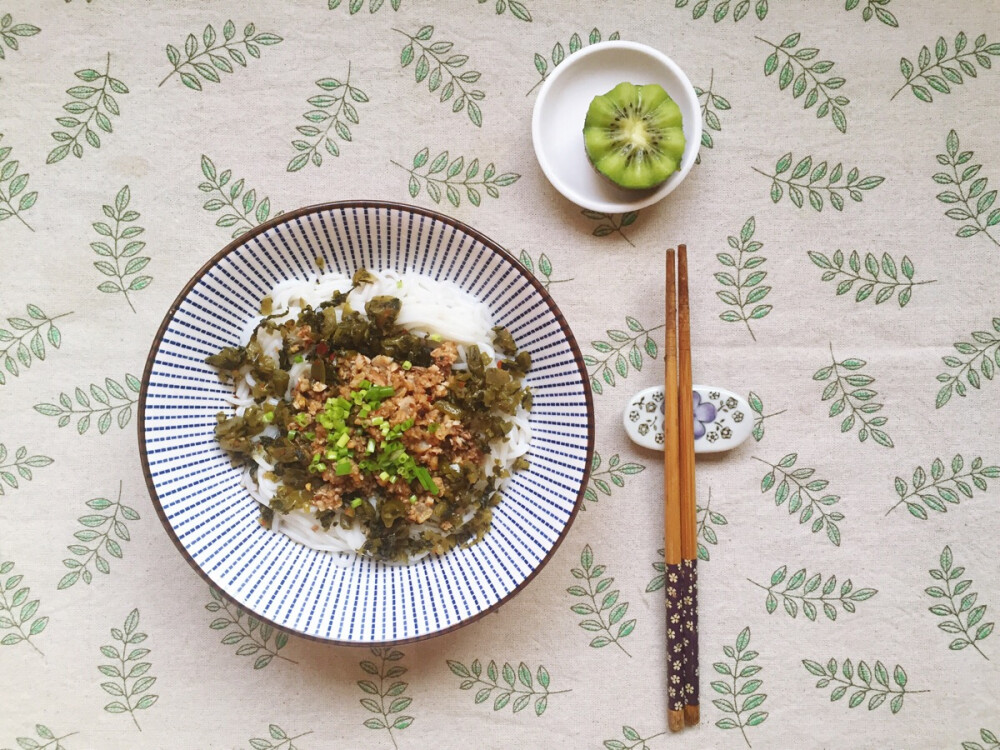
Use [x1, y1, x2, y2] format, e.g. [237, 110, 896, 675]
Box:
[138, 201, 595, 645]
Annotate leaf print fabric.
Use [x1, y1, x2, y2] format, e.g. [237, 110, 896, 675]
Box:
[2, 0, 998, 747]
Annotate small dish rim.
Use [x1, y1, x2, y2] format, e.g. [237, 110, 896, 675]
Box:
[531, 40, 702, 213]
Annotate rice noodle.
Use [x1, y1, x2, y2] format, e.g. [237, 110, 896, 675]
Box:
[223, 270, 530, 559]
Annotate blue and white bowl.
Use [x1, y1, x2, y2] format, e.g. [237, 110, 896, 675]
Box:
[139, 201, 594, 645]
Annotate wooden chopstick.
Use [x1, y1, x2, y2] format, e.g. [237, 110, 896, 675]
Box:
[677, 244, 700, 726]
[663, 249, 685, 734]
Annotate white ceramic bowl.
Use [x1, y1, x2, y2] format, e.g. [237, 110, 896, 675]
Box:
[139, 202, 595, 645]
[531, 41, 702, 213]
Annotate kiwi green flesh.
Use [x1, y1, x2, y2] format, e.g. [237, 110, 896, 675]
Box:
[583, 82, 686, 190]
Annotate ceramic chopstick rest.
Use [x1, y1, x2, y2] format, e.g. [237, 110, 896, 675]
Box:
[623, 385, 753, 453]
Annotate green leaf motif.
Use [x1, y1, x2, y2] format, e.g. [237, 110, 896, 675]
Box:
[583, 316, 663, 395]
[694, 70, 731, 162]
[393, 148, 519, 208]
[886, 453, 999, 519]
[755, 153, 884, 211]
[448, 658, 567, 716]
[932, 130, 999, 247]
[204, 586, 296, 670]
[89, 186, 151, 311]
[716, 216, 771, 340]
[329, 0, 402, 12]
[924, 545, 994, 659]
[757, 33, 849, 133]
[674, 0, 769, 23]
[808, 250, 933, 308]
[749, 565, 877, 621]
[0, 304, 71, 387]
[0, 442, 53, 498]
[0, 13, 41, 64]
[801, 657, 927, 713]
[0, 559, 48, 655]
[358, 646, 414, 743]
[198, 154, 281, 238]
[517, 249, 573, 291]
[159, 20, 283, 90]
[754, 453, 843, 546]
[98, 608, 157, 729]
[476, 0, 532, 22]
[33, 375, 140, 435]
[601, 724, 669, 750]
[57, 482, 138, 591]
[525, 28, 619, 95]
[813, 344, 894, 447]
[844, 0, 898, 26]
[581, 209, 640, 245]
[893, 32, 1000, 103]
[47, 53, 128, 165]
[933, 317, 1000, 408]
[1, 723, 78, 750]
[0, 133, 40, 231]
[712, 626, 767, 748]
[748, 390, 785, 442]
[583, 450, 646, 509]
[287, 64, 369, 173]
[567, 544, 636, 655]
[962, 728, 1000, 750]
[395, 26, 485, 127]
[246, 724, 313, 750]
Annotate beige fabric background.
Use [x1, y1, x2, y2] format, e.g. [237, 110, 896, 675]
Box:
[1, 1, 998, 748]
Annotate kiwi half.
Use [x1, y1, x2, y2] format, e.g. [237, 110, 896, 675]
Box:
[583, 82, 686, 190]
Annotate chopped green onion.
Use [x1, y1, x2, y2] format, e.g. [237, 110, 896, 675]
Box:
[366, 439, 375, 454]
[365, 385, 395, 402]
[379, 471, 390, 481]
[286, 430, 297, 439]
[293, 355, 304, 363]
[304, 431, 315, 441]
[413, 466, 439, 495]
[427, 422, 438, 434]
[335, 458, 353, 476]
[336, 432, 350, 448]
[428, 333, 442, 342]
[402, 360, 412, 370]
[262, 411, 274, 423]
[295, 413, 311, 427]
[351, 497, 364, 508]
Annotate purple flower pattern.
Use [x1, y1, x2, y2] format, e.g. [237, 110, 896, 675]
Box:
[693, 392, 717, 440]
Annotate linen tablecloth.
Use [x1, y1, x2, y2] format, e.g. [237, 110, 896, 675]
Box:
[2, 1, 998, 748]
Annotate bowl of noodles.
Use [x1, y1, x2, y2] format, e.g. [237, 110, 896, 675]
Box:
[139, 201, 594, 644]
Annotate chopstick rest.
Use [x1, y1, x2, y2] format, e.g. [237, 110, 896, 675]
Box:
[623, 385, 753, 452]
